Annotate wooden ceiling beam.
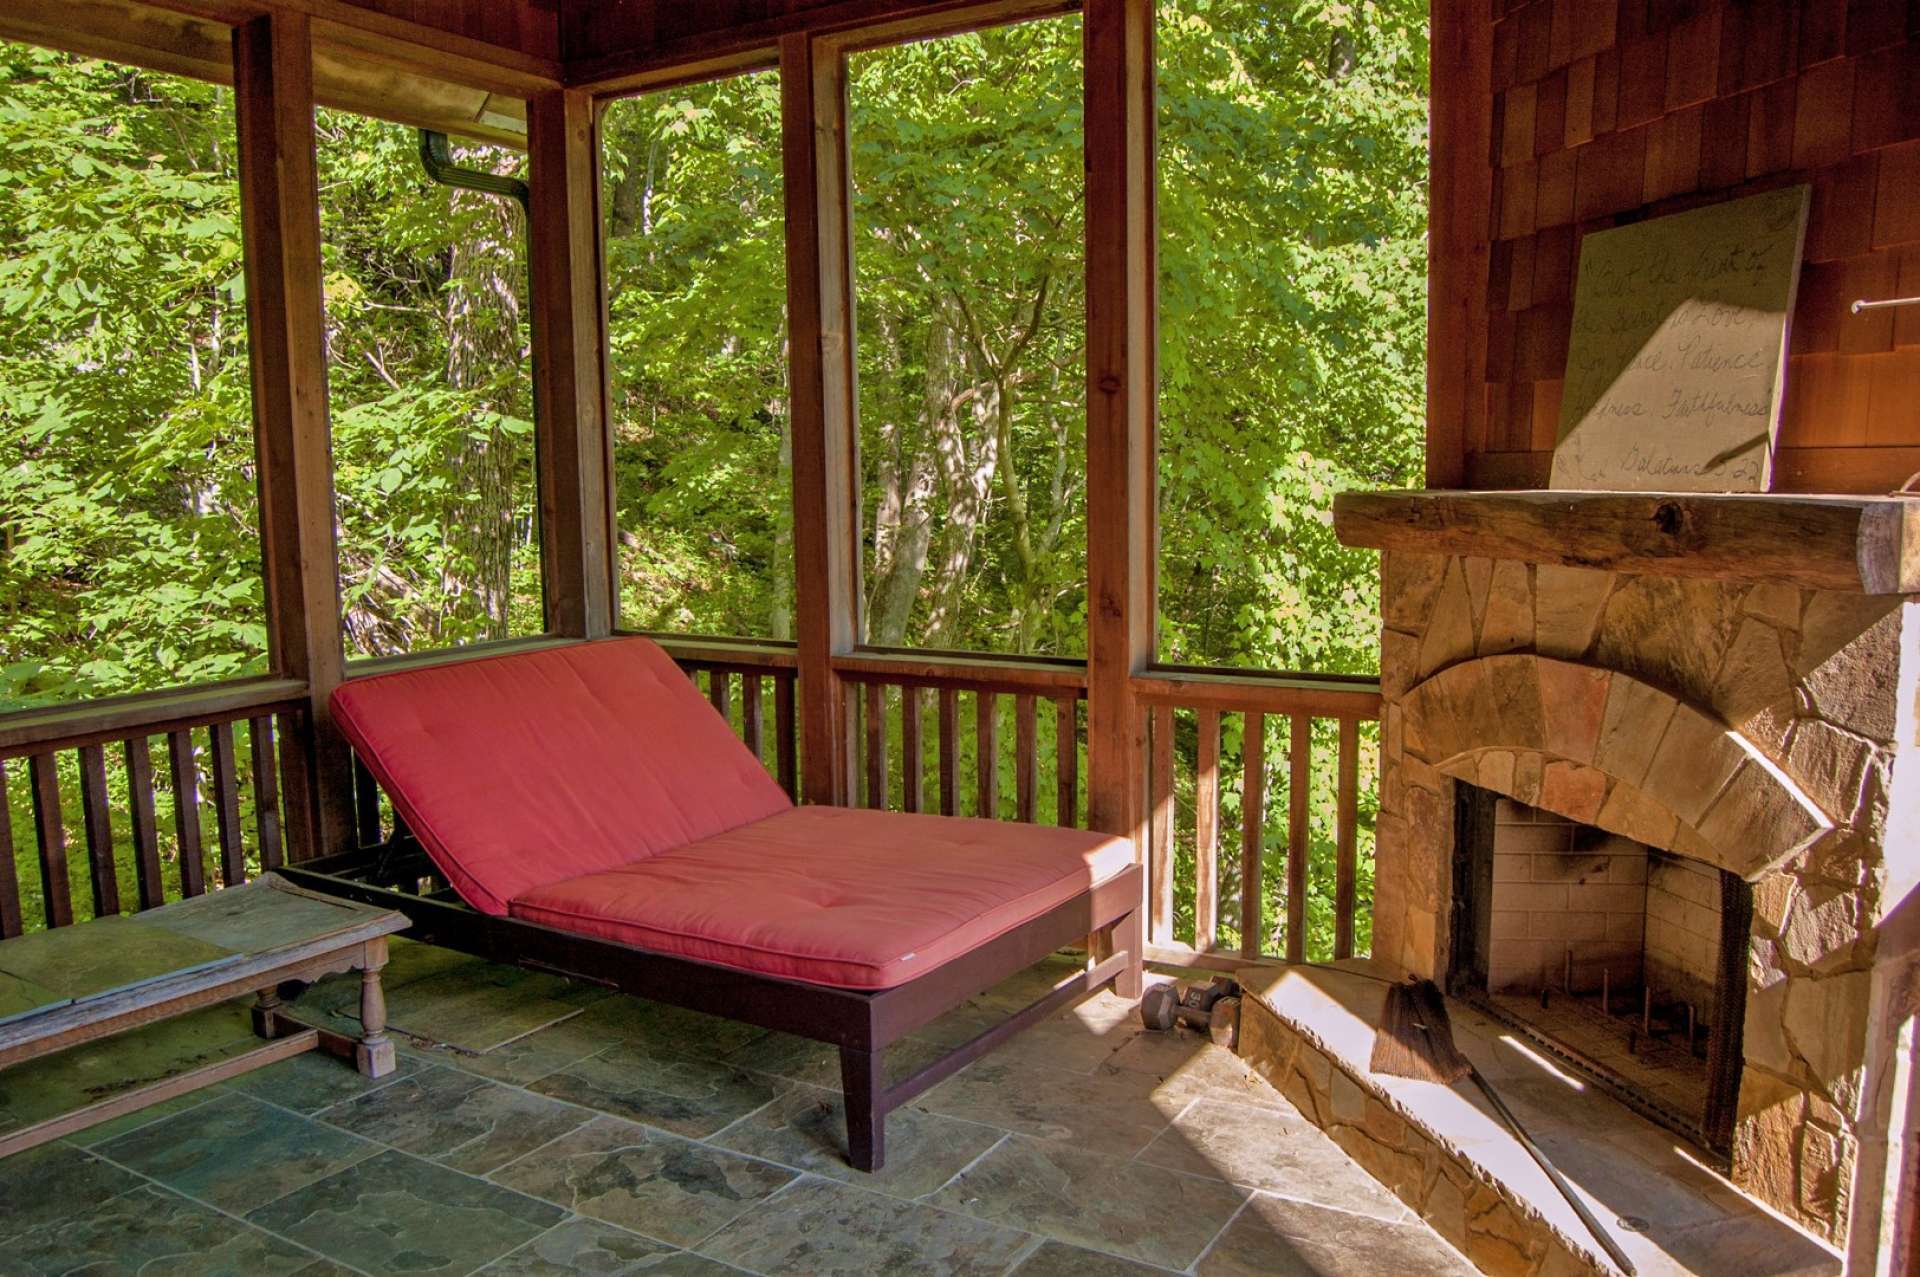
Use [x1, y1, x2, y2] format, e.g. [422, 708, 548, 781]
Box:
[563, 0, 1071, 94]
[0, 0, 545, 147]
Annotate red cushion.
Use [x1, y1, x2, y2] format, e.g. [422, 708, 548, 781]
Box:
[508, 805, 1137, 989]
[329, 638, 792, 915]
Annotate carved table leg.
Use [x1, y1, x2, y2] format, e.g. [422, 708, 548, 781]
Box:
[355, 937, 396, 1078]
[251, 986, 283, 1039]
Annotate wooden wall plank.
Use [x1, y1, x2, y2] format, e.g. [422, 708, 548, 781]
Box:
[1444, 0, 1920, 493]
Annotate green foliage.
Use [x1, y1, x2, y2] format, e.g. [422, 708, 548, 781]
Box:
[602, 74, 794, 638]
[0, 46, 263, 707]
[1, 2, 1426, 957]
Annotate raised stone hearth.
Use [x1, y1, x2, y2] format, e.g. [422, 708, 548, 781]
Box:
[1334, 490, 1920, 1261]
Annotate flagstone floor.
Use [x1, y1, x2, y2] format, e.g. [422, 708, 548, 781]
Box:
[0, 941, 1477, 1276]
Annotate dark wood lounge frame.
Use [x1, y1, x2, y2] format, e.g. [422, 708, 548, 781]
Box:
[282, 839, 1144, 1172]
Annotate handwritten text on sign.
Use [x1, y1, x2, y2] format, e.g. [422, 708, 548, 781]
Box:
[1550, 185, 1809, 492]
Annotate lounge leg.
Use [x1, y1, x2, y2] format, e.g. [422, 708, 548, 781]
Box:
[356, 937, 396, 1078]
[1112, 907, 1145, 1001]
[840, 1045, 886, 1173]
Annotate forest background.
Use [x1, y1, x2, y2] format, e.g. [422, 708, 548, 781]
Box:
[0, 0, 1427, 954]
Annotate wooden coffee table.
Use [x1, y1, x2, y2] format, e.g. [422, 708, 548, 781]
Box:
[0, 873, 407, 1157]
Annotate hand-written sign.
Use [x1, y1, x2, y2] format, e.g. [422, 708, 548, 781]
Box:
[1550, 185, 1810, 492]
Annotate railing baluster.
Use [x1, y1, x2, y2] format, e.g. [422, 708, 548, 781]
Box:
[1287, 714, 1312, 963]
[975, 691, 999, 819]
[938, 688, 959, 816]
[125, 737, 164, 909]
[1015, 694, 1037, 823]
[169, 730, 206, 898]
[1195, 708, 1220, 951]
[250, 715, 283, 871]
[775, 673, 798, 799]
[209, 721, 246, 888]
[352, 752, 382, 849]
[741, 674, 764, 762]
[1055, 696, 1078, 828]
[1241, 711, 1265, 959]
[1336, 716, 1359, 961]
[0, 759, 24, 938]
[900, 686, 923, 814]
[78, 744, 120, 918]
[709, 667, 731, 724]
[864, 683, 886, 810]
[1149, 704, 1174, 945]
[29, 753, 73, 928]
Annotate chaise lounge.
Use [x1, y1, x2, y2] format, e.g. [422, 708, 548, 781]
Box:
[282, 636, 1145, 1171]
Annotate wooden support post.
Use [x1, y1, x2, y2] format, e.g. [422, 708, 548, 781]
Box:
[234, 12, 351, 861]
[1083, 0, 1157, 959]
[782, 32, 860, 807]
[528, 86, 616, 640]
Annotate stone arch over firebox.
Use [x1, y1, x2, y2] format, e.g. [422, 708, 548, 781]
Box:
[1399, 654, 1833, 881]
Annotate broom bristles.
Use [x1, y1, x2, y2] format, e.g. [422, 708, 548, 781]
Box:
[1370, 979, 1472, 1085]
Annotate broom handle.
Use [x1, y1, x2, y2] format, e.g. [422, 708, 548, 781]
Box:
[1467, 1066, 1638, 1277]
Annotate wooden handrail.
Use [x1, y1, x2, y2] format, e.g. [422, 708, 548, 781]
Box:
[835, 649, 1087, 694]
[0, 678, 308, 759]
[1133, 668, 1382, 718]
[646, 634, 801, 670]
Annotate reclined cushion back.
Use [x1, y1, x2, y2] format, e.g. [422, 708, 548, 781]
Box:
[329, 637, 792, 915]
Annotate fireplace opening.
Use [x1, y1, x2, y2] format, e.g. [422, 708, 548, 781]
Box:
[1447, 785, 1752, 1158]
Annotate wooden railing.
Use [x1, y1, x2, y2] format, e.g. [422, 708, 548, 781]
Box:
[1135, 669, 1382, 968]
[839, 651, 1088, 825]
[644, 640, 1384, 969]
[0, 679, 306, 936]
[2, 642, 1381, 968]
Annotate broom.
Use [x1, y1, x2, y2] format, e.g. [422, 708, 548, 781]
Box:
[1371, 980, 1637, 1277]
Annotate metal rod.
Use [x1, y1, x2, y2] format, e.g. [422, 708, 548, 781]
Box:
[1642, 986, 1652, 1036]
[1601, 968, 1610, 1017]
[1564, 948, 1573, 994]
[1852, 296, 1920, 313]
[1686, 1002, 1697, 1054]
[1467, 1066, 1639, 1276]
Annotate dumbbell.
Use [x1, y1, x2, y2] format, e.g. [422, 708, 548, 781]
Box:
[1139, 975, 1242, 1049]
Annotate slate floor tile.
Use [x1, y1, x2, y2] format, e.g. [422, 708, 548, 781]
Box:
[713, 1082, 1004, 1199]
[0, 1142, 145, 1243]
[569, 995, 770, 1059]
[929, 1135, 1246, 1271]
[1135, 1098, 1412, 1221]
[1009, 1238, 1180, 1276]
[227, 1048, 420, 1114]
[473, 1215, 689, 1275]
[320, 1063, 590, 1174]
[247, 1147, 564, 1276]
[1195, 1191, 1478, 1277]
[698, 1175, 1033, 1276]
[97, 1091, 378, 1214]
[719, 1030, 947, 1091]
[385, 967, 598, 1052]
[913, 1057, 1189, 1158]
[529, 1039, 788, 1138]
[8, 1184, 321, 1276]
[488, 1115, 796, 1247]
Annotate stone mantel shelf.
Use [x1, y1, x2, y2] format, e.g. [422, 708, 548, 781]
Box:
[1331, 489, 1920, 595]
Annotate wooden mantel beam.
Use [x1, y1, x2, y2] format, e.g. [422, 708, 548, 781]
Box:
[1333, 489, 1920, 595]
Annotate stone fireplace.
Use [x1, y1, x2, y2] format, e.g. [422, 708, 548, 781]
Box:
[1452, 788, 1755, 1154]
[1335, 489, 1920, 1254]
